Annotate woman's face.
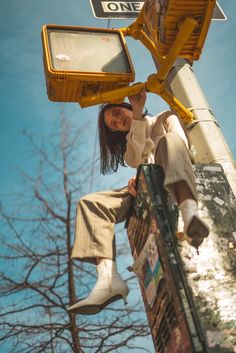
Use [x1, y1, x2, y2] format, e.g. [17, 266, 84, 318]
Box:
[104, 106, 133, 132]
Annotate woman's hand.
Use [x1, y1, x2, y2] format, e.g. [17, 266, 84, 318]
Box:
[128, 90, 147, 120]
[128, 177, 137, 197]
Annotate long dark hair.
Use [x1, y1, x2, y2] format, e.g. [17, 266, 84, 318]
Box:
[98, 102, 132, 175]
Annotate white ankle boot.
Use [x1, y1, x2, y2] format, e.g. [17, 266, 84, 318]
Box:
[179, 199, 210, 249]
[67, 260, 129, 315]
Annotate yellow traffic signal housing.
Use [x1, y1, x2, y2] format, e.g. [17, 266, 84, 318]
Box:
[41, 25, 135, 102]
[143, 0, 216, 61]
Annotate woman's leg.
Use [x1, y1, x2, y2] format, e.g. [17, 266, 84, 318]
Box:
[69, 187, 132, 315]
[155, 132, 197, 202]
[71, 187, 132, 264]
[155, 132, 209, 248]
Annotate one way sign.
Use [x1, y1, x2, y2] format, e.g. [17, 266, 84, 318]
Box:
[89, 0, 144, 19]
[90, 0, 226, 21]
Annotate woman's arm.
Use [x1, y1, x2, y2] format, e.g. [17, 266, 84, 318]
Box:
[128, 90, 147, 121]
[125, 91, 148, 168]
[125, 119, 148, 168]
[128, 176, 137, 196]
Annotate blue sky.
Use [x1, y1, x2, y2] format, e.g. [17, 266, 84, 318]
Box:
[0, 0, 235, 195]
[0, 1, 235, 352]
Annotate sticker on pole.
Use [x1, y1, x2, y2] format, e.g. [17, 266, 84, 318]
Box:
[89, 0, 144, 19]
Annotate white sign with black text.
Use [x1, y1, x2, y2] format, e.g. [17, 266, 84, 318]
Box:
[90, 0, 144, 19]
[101, 1, 143, 13]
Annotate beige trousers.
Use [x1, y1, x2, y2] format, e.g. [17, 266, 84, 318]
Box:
[71, 132, 197, 263]
[71, 187, 132, 264]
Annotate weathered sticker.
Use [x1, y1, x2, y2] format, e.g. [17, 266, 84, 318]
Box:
[214, 196, 224, 206]
[55, 54, 71, 61]
[203, 166, 222, 172]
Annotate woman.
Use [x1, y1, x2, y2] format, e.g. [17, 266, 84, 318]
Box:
[99, 91, 208, 239]
[68, 92, 209, 315]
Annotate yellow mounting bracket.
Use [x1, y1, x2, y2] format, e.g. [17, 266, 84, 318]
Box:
[119, 5, 164, 65]
[79, 15, 198, 124]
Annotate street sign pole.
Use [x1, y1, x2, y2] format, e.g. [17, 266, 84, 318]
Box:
[164, 58, 236, 196]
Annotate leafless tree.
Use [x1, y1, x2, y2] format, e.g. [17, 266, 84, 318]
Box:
[0, 109, 152, 353]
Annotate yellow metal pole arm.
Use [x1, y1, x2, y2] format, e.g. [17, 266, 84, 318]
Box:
[119, 0, 146, 36]
[120, 0, 164, 64]
[118, 3, 145, 34]
[136, 29, 164, 63]
[79, 75, 193, 124]
[160, 88, 194, 124]
[79, 83, 146, 108]
[146, 74, 194, 124]
[120, 25, 164, 64]
[157, 17, 198, 82]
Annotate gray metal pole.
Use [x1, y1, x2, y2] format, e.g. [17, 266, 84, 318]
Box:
[166, 58, 236, 196]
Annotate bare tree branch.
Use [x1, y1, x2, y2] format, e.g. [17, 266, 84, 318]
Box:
[0, 109, 152, 353]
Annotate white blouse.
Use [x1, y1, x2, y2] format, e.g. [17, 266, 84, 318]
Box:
[124, 110, 188, 168]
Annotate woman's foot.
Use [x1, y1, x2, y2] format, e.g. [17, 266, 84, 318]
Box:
[179, 199, 210, 249]
[67, 260, 129, 315]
